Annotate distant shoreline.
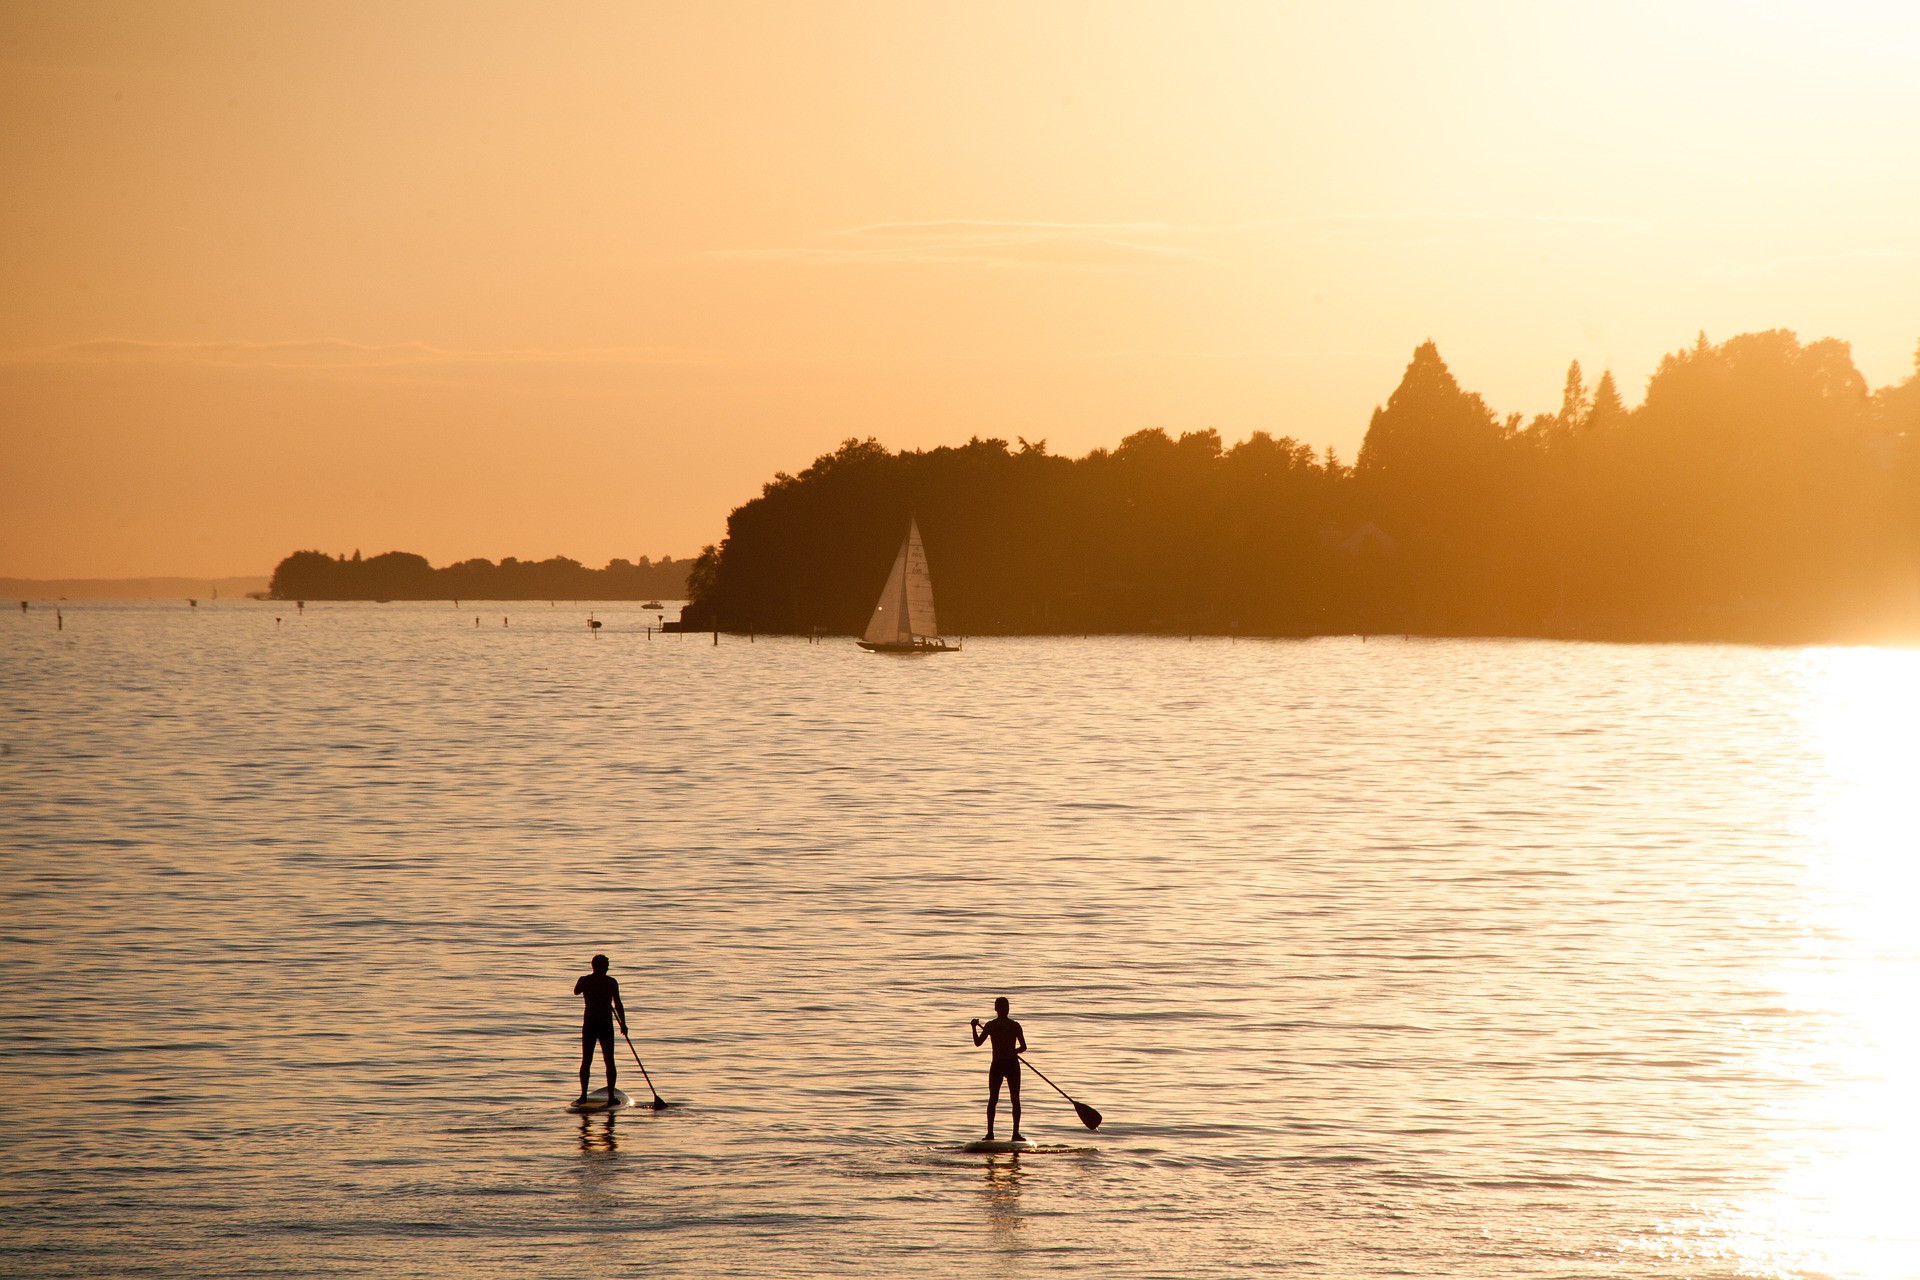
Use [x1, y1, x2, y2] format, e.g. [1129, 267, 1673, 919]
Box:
[2, 576, 270, 600]
[268, 550, 692, 601]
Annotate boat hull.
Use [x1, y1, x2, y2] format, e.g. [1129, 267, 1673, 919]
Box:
[856, 639, 959, 654]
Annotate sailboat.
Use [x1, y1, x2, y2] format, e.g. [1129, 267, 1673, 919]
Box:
[857, 517, 959, 654]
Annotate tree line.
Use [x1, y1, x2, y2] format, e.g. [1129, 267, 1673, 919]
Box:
[268, 551, 690, 601]
[682, 329, 1920, 642]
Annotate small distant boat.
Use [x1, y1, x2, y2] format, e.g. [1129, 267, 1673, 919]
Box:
[857, 517, 958, 654]
[642, 601, 664, 610]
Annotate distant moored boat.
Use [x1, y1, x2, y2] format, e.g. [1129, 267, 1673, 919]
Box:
[857, 517, 958, 654]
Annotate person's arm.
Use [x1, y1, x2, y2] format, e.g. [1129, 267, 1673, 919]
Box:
[971, 1018, 987, 1046]
[574, 976, 585, 995]
[1016, 1022, 1027, 1054]
[612, 980, 627, 1034]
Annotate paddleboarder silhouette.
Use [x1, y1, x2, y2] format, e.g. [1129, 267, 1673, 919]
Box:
[574, 954, 627, 1104]
[971, 996, 1027, 1141]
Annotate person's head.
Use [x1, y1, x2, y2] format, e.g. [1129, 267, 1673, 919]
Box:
[994, 996, 1009, 1015]
[591, 954, 609, 973]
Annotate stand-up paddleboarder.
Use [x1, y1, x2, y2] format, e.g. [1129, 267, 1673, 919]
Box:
[574, 954, 627, 1104]
[971, 996, 1027, 1141]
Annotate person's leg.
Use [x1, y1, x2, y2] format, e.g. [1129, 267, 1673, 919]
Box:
[602, 1031, 618, 1093]
[1009, 1067, 1023, 1139]
[579, 1030, 594, 1098]
[986, 1068, 1003, 1138]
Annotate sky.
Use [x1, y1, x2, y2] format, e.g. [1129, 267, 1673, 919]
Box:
[3, 0, 1918, 578]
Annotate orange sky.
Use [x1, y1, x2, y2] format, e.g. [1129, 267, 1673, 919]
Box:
[3, 0, 1918, 578]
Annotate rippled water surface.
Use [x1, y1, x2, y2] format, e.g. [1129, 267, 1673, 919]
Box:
[4, 602, 1918, 1278]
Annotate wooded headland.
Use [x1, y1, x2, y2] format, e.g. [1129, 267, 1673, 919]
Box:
[682, 330, 1920, 643]
[268, 552, 689, 601]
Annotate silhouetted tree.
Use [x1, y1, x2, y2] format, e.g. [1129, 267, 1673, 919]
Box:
[1588, 371, 1626, 431]
[1352, 341, 1530, 628]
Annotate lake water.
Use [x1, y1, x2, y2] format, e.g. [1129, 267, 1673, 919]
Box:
[3, 601, 1917, 1278]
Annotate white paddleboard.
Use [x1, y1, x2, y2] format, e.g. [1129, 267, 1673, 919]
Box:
[567, 1087, 632, 1113]
[961, 1138, 1038, 1153]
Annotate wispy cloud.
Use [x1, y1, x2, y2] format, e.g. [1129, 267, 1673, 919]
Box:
[1242, 211, 1650, 231]
[712, 219, 1212, 270]
[0, 339, 711, 369]
[845, 218, 1189, 239]
[712, 210, 1648, 270]
[1705, 247, 1920, 279]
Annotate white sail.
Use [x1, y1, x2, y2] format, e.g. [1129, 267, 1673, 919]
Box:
[862, 517, 940, 645]
[862, 534, 912, 644]
[902, 518, 939, 638]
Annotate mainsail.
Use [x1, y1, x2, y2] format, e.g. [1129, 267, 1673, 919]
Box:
[863, 517, 940, 644]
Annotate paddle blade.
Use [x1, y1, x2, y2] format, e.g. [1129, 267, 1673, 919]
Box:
[650, 1094, 669, 1111]
[1074, 1101, 1103, 1131]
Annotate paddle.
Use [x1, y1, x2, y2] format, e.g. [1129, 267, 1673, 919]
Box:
[620, 1028, 671, 1110]
[1019, 1054, 1102, 1131]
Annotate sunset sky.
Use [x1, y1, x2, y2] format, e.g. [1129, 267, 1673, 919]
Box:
[4, 1, 1917, 578]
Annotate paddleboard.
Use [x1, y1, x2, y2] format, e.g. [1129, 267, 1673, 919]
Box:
[961, 1138, 1038, 1153]
[567, 1087, 633, 1114]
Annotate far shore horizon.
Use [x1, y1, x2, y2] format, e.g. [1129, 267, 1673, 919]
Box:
[3, 575, 274, 600]
[5, 549, 701, 601]
[3, 584, 705, 605]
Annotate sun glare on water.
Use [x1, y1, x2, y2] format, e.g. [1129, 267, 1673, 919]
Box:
[1686, 649, 1920, 1278]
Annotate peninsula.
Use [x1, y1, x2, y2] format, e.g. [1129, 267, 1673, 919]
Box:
[681, 330, 1920, 644]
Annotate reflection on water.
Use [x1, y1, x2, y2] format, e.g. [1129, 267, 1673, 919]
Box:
[579, 1113, 619, 1154]
[1699, 651, 1920, 1278]
[980, 1157, 1027, 1246]
[2, 601, 1917, 1278]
